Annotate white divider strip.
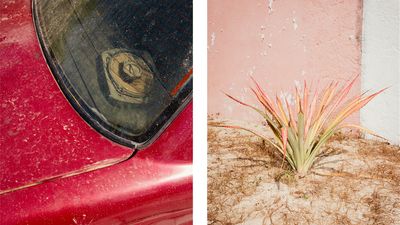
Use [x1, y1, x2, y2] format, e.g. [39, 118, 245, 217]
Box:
[361, 0, 400, 144]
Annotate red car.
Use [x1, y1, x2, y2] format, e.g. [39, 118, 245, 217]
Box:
[0, 0, 192, 224]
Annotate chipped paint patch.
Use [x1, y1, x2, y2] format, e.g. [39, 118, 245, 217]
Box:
[268, 0, 274, 14]
[211, 32, 216, 46]
[247, 66, 256, 76]
[72, 214, 94, 225]
[292, 18, 298, 30]
[260, 33, 265, 40]
[294, 80, 301, 89]
[279, 91, 295, 106]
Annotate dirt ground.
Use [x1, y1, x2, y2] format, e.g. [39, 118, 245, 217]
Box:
[208, 118, 400, 225]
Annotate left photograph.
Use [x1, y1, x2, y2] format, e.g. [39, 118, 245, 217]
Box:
[0, 0, 192, 224]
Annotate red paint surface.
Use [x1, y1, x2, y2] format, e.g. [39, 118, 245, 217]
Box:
[0, 0, 192, 224]
[0, 105, 192, 225]
[208, 0, 362, 124]
[0, 0, 133, 193]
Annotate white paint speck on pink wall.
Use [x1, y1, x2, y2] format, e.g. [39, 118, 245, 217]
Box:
[208, 0, 363, 124]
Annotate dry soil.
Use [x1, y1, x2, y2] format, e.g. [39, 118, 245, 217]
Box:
[208, 118, 400, 225]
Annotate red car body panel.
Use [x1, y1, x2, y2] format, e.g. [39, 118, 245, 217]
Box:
[0, 0, 193, 224]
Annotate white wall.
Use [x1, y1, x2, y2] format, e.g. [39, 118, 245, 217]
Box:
[361, 0, 400, 145]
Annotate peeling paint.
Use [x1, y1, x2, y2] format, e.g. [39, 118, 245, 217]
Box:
[279, 91, 295, 106]
[208, 0, 363, 123]
[247, 66, 256, 76]
[211, 32, 216, 46]
[227, 105, 233, 113]
[268, 0, 274, 14]
[294, 80, 301, 90]
[260, 50, 267, 56]
[292, 18, 298, 30]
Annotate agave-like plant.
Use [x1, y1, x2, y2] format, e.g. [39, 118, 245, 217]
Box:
[216, 76, 385, 176]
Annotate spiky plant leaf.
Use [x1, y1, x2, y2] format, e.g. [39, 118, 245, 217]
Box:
[213, 76, 386, 176]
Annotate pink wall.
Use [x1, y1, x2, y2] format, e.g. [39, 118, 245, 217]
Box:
[208, 0, 363, 123]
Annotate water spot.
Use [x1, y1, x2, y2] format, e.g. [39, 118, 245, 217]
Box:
[34, 52, 40, 59]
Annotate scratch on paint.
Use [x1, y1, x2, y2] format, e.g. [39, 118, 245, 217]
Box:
[72, 214, 94, 225]
[0, 153, 135, 195]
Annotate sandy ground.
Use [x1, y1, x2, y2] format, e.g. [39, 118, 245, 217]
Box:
[208, 119, 400, 225]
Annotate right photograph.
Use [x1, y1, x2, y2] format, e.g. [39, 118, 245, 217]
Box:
[207, 0, 400, 224]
